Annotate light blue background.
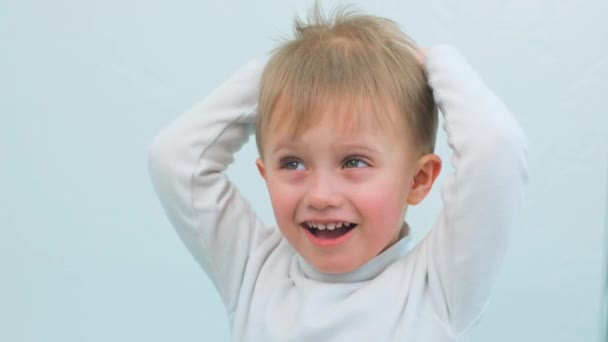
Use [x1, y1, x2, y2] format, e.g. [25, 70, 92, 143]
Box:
[2, 0, 607, 341]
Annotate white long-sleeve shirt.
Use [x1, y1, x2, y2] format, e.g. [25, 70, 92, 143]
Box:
[147, 45, 528, 341]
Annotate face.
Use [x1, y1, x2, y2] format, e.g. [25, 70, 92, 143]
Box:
[256, 101, 433, 274]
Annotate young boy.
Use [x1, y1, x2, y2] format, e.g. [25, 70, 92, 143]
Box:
[147, 7, 528, 342]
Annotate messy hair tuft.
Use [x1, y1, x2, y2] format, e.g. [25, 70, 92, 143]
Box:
[256, 3, 438, 156]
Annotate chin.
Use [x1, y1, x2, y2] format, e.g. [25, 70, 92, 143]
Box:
[311, 256, 363, 274]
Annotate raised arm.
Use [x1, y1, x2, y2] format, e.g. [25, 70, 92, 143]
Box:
[146, 60, 274, 312]
[423, 46, 529, 333]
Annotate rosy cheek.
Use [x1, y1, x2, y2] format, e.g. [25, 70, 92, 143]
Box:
[358, 190, 391, 216]
[352, 179, 406, 220]
[267, 180, 300, 220]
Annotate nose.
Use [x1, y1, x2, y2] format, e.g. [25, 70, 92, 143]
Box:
[305, 171, 343, 210]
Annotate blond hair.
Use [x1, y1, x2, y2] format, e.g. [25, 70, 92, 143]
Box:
[255, 4, 438, 157]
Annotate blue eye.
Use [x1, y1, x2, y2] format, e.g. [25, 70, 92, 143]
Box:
[343, 156, 369, 168]
[281, 158, 305, 170]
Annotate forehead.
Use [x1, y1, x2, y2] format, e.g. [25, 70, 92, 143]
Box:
[265, 94, 409, 144]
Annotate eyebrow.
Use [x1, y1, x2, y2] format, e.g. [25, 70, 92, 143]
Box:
[271, 141, 381, 155]
[271, 142, 299, 154]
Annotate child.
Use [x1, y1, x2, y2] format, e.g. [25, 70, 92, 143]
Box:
[147, 6, 528, 342]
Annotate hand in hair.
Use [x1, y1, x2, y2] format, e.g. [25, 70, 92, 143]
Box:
[413, 47, 426, 64]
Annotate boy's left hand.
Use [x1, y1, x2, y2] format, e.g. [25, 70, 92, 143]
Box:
[413, 47, 426, 64]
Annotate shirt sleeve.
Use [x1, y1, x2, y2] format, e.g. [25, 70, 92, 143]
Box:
[146, 60, 275, 314]
[422, 45, 529, 334]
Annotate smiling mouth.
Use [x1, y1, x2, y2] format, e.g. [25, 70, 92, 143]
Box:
[301, 222, 358, 239]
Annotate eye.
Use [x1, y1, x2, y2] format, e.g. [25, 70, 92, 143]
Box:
[343, 155, 369, 168]
[280, 157, 306, 170]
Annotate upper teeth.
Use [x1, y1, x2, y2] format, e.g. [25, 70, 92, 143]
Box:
[306, 222, 353, 230]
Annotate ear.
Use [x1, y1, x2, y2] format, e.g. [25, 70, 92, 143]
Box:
[407, 154, 442, 205]
[256, 157, 267, 180]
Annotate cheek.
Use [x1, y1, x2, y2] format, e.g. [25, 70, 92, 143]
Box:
[266, 179, 299, 222]
[352, 177, 409, 223]
[359, 190, 404, 218]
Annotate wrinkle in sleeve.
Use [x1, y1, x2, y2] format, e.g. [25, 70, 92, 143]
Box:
[422, 45, 529, 334]
[147, 60, 273, 311]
